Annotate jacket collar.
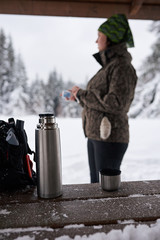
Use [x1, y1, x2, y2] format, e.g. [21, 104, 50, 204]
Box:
[93, 42, 132, 67]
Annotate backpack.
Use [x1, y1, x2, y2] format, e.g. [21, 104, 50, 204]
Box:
[0, 118, 36, 191]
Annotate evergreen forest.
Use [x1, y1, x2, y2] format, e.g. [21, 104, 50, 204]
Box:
[0, 28, 84, 117]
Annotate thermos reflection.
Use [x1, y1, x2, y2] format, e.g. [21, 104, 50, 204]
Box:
[35, 113, 62, 198]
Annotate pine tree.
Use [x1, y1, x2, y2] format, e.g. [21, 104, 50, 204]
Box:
[0, 28, 30, 115]
[138, 22, 160, 85]
[4, 54, 29, 115]
[29, 75, 46, 114]
[45, 70, 63, 116]
[0, 30, 17, 113]
[129, 21, 160, 118]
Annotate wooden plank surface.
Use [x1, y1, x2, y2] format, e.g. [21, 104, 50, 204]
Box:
[1, 195, 160, 229]
[1, 181, 160, 239]
[0, 180, 160, 204]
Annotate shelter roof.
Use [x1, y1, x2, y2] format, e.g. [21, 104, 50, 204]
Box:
[0, 0, 159, 20]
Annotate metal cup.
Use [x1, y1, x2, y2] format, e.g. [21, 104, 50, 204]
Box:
[99, 168, 121, 191]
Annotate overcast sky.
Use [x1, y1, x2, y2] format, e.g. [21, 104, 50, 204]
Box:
[0, 14, 157, 85]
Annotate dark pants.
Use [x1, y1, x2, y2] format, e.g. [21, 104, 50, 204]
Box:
[87, 139, 128, 183]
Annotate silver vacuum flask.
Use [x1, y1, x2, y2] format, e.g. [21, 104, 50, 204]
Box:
[35, 113, 62, 198]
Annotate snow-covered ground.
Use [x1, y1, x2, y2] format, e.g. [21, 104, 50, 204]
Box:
[55, 219, 160, 240]
[1, 115, 160, 184]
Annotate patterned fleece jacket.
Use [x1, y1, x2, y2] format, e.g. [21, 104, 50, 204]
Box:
[77, 42, 137, 143]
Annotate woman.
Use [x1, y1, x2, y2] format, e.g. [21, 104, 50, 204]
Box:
[68, 14, 137, 183]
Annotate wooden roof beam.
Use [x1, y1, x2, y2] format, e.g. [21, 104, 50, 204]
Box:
[130, 0, 144, 16]
[0, 0, 160, 20]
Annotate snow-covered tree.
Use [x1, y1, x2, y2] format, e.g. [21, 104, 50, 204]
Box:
[29, 75, 46, 114]
[0, 29, 30, 115]
[0, 30, 15, 113]
[129, 21, 160, 118]
[44, 70, 63, 116]
[6, 54, 30, 115]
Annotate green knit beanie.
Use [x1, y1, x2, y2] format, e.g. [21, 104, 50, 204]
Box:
[98, 14, 134, 48]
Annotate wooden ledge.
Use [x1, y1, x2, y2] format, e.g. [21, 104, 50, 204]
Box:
[0, 180, 160, 239]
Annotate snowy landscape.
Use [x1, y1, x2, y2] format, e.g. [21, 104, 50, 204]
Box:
[0, 14, 160, 240]
[1, 17, 160, 240]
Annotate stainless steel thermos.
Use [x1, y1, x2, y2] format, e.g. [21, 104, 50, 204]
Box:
[35, 113, 62, 198]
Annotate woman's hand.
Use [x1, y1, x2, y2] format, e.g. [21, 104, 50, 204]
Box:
[61, 86, 80, 101]
[71, 86, 80, 98]
[67, 86, 80, 102]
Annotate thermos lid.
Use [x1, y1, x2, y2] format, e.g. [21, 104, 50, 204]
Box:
[100, 168, 121, 176]
[39, 113, 54, 118]
[37, 113, 57, 129]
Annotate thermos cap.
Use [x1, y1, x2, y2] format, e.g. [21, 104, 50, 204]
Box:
[39, 113, 54, 118]
[37, 113, 57, 129]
